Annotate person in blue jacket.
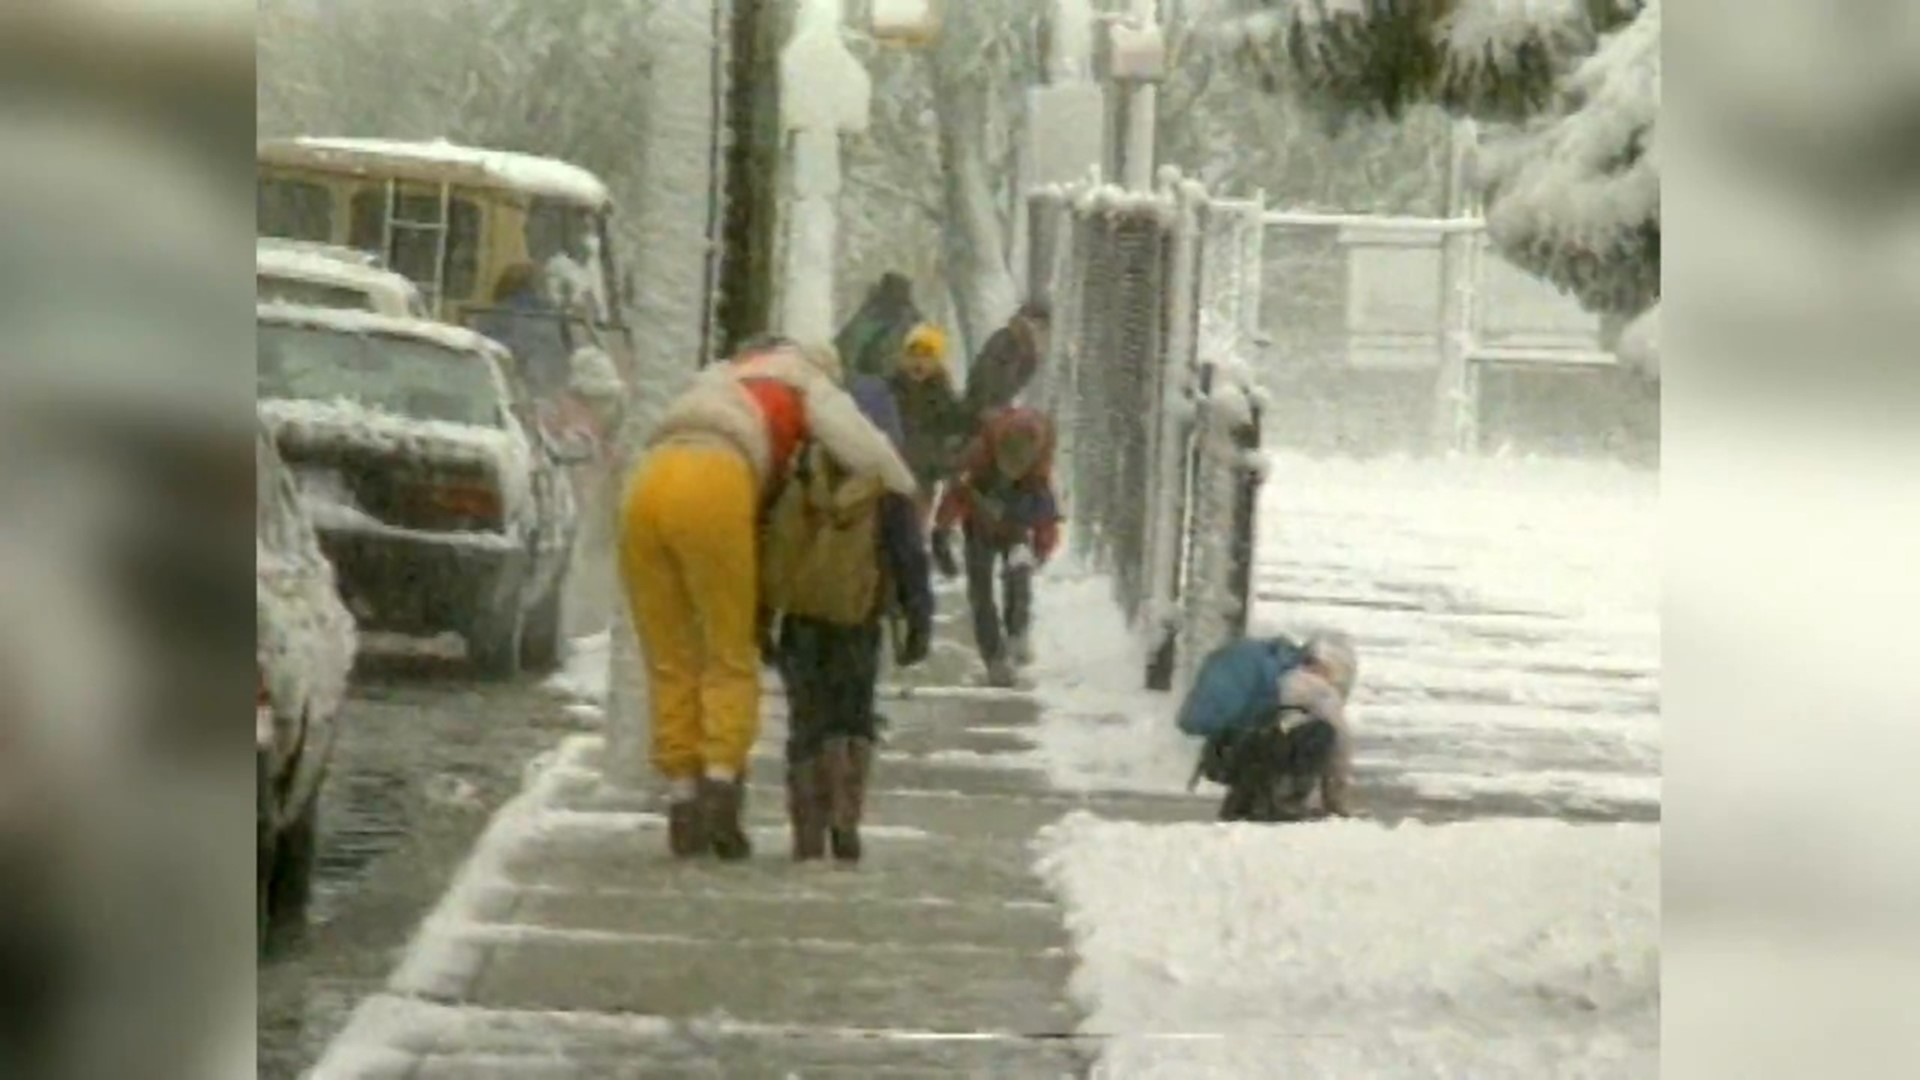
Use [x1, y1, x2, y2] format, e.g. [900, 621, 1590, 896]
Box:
[1179, 630, 1359, 821]
[772, 373, 935, 863]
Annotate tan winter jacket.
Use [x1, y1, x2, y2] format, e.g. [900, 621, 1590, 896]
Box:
[647, 346, 919, 497]
[1278, 667, 1356, 816]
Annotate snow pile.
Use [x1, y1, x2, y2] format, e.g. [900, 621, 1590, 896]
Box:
[1034, 812, 1659, 1077]
[288, 136, 612, 206]
[1024, 566, 1196, 792]
[545, 631, 611, 708]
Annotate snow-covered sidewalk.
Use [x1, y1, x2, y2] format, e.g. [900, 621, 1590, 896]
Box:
[1022, 453, 1660, 1078]
[1026, 453, 1659, 821]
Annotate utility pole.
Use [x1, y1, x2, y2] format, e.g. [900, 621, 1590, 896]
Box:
[714, 0, 789, 358]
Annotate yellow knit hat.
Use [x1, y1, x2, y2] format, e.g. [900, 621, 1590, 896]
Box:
[904, 323, 947, 360]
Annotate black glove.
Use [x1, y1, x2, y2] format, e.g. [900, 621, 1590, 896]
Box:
[897, 614, 932, 667]
[930, 529, 959, 580]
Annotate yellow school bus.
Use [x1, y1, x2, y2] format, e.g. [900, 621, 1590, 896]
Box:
[256, 136, 638, 393]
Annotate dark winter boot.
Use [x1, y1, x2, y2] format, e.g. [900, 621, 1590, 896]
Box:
[666, 798, 707, 858]
[786, 760, 828, 861]
[700, 776, 753, 861]
[824, 736, 874, 863]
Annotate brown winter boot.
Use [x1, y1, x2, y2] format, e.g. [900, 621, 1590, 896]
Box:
[823, 736, 874, 863]
[665, 798, 706, 858]
[700, 776, 753, 861]
[786, 760, 828, 861]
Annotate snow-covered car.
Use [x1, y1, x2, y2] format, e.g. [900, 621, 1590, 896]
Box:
[256, 302, 585, 676]
[257, 238, 430, 319]
[257, 417, 357, 949]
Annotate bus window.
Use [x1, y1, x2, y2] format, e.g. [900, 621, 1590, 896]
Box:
[349, 189, 482, 302]
[526, 198, 592, 265]
[257, 178, 333, 242]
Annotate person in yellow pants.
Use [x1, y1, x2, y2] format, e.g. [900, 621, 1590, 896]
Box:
[619, 336, 918, 859]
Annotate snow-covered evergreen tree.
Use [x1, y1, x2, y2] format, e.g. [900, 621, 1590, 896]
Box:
[1227, 0, 1660, 371]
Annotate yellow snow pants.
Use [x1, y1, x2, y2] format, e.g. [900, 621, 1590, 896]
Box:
[618, 443, 762, 781]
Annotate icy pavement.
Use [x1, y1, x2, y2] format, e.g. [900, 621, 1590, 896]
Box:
[307, 600, 1193, 1079]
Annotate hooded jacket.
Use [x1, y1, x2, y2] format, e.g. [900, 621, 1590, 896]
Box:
[934, 406, 1061, 558]
[961, 314, 1045, 429]
[647, 345, 918, 498]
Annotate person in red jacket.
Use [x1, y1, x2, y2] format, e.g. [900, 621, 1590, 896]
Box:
[930, 406, 1061, 687]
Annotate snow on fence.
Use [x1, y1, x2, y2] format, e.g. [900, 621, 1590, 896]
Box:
[1028, 176, 1267, 692]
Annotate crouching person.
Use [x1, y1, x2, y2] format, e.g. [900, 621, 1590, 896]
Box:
[929, 406, 1061, 687]
[1177, 631, 1360, 821]
[620, 337, 917, 861]
[765, 375, 934, 863]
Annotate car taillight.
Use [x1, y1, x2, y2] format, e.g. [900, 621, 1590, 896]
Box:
[410, 481, 503, 531]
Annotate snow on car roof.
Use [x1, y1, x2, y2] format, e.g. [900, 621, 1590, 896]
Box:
[257, 243, 414, 296]
[257, 301, 509, 360]
[275, 136, 612, 207]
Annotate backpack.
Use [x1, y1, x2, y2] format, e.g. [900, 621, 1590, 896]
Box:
[760, 443, 886, 626]
[1175, 635, 1308, 740]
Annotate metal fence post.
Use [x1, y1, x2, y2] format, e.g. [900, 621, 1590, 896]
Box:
[1143, 177, 1202, 690]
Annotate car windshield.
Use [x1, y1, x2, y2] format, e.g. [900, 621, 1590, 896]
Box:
[257, 323, 505, 428]
[257, 273, 375, 312]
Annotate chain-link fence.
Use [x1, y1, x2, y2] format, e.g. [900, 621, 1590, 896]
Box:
[1028, 180, 1267, 692]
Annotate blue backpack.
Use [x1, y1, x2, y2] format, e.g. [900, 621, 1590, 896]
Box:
[1176, 635, 1308, 740]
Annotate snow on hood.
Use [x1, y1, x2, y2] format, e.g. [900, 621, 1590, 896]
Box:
[285, 136, 611, 207]
[257, 302, 510, 361]
[258, 397, 535, 532]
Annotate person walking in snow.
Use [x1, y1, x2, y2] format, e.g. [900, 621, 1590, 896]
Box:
[1178, 631, 1360, 821]
[887, 322, 969, 525]
[960, 300, 1050, 433]
[930, 406, 1061, 688]
[763, 374, 934, 863]
[619, 337, 918, 860]
[471, 261, 572, 397]
[835, 271, 925, 381]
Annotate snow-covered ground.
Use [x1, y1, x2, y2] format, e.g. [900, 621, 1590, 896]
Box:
[1028, 453, 1659, 816]
[1034, 813, 1659, 1078]
[1025, 453, 1660, 1078]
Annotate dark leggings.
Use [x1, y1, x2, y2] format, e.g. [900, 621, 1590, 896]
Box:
[1215, 718, 1338, 822]
[775, 616, 882, 764]
[962, 526, 1032, 664]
